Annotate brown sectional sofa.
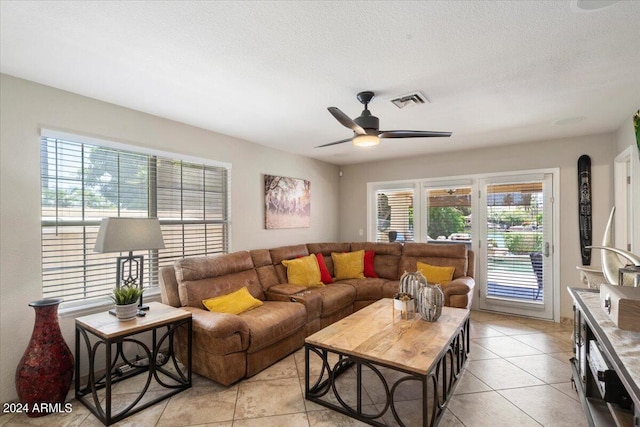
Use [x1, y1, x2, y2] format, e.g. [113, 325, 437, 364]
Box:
[159, 241, 474, 385]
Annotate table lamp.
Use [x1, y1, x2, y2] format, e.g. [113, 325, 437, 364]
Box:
[94, 217, 165, 310]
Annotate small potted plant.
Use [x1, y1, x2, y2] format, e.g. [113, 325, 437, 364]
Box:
[111, 285, 143, 321]
[393, 292, 415, 320]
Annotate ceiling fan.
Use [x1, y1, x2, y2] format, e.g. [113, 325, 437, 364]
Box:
[317, 91, 452, 148]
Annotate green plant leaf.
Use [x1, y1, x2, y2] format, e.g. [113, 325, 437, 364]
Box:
[110, 285, 143, 305]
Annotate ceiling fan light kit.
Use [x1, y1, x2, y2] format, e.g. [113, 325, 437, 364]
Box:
[319, 90, 452, 149]
[353, 134, 380, 147]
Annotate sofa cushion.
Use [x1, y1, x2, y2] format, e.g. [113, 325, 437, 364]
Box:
[306, 242, 352, 256]
[332, 250, 365, 280]
[282, 255, 325, 287]
[160, 265, 181, 308]
[400, 243, 468, 279]
[249, 249, 273, 267]
[350, 242, 402, 280]
[202, 286, 264, 315]
[269, 244, 310, 283]
[350, 242, 402, 256]
[307, 283, 356, 316]
[306, 242, 351, 276]
[254, 265, 280, 290]
[364, 251, 378, 278]
[417, 262, 455, 284]
[176, 251, 255, 282]
[240, 301, 307, 353]
[315, 253, 333, 284]
[175, 252, 264, 308]
[339, 278, 386, 300]
[249, 249, 281, 291]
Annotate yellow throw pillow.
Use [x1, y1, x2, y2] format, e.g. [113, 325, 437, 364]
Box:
[331, 250, 365, 280]
[202, 286, 263, 314]
[282, 255, 325, 287]
[417, 262, 455, 285]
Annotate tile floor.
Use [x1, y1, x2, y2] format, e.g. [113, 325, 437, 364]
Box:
[1, 310, 588, 427]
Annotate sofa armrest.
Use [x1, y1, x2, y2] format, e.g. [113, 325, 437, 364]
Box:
[440, 276, 474, 309]
[442, 276, 473, 294]
[266, 283, 308, 296]
[180, 306, 250, 346]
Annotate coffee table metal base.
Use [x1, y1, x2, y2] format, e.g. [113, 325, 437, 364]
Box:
[305, 317, 469, 427]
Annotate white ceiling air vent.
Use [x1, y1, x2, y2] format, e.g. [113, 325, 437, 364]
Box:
[390, 91, 430, 109]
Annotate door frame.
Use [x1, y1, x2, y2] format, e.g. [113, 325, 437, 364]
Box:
[476, 170, 560, 321]
[614, 146, 635, 252]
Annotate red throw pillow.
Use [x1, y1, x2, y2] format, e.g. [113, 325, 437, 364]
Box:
[364, 250, 378, 278]
[315, 253, 333, 284]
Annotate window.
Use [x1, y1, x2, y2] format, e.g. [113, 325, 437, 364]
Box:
[375, 188, 414, 242]
[485, 182, 544, 299]
[424, 186, 472, 242]
[41, 135, 230, 304]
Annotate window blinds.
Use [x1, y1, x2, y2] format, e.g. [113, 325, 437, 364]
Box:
[485, 182, 544, 300]
[375, 189, 414, 242]
[41, 137, 230, 302]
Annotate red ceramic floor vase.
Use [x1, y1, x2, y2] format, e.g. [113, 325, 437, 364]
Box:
[15, 298, 74, 417]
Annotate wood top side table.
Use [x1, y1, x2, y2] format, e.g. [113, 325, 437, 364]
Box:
[75, 302, 192, 425]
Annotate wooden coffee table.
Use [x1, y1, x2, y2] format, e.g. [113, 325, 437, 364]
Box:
[304, 298, 469, 427]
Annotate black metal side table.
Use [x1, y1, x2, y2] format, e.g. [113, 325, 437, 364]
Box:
[75, 302, 192, 425]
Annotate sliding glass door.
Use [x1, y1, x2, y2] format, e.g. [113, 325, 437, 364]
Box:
[477, 174, 554, 319]
[368, 170, 558, 320]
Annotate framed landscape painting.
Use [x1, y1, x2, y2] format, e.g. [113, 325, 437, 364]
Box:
[264, 174, 310, 229]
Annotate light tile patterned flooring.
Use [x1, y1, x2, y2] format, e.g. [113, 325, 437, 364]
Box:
[1, 310, 588, 427]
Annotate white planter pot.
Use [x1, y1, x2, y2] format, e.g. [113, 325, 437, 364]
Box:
[393, 298, 415, 322]
[115, 303, 138, 321]
[393, 298, 414, 312]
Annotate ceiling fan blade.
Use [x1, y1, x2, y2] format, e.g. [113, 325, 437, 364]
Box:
[315, 137, 353, 148]
[378, 130, 452, 138]
[328, 107, 366, 135]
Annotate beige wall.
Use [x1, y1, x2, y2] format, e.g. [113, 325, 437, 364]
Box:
[338, 135, 617, 322]
[0, 74, 339, 404]
[0, 71, 631, 404]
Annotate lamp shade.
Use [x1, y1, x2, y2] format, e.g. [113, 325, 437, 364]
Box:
[94, 218, 165, 253]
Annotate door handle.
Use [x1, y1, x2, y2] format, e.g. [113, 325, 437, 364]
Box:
[544, 242, 550, 257]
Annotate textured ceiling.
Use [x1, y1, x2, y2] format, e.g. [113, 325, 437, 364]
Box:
[1, 1, 639, 165]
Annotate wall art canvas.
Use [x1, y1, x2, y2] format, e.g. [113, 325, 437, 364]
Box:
[264, 174, 310, 229]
